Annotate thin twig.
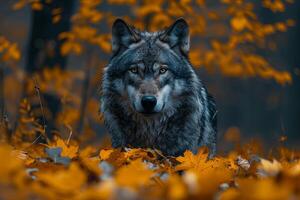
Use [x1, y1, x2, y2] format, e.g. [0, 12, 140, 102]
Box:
[212, 110, 218, 121]
[30, 133, 43, 146]
[33, 76, 47, 130]
[65, 123, 73, 145]
[31, 76, 48, 144]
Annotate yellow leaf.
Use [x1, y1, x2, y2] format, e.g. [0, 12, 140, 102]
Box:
[48, 136, 79, 159]
[99, 149, 114, 160]
[175, 149, 209, 171]
[258, 159, 282, 177]
[230, 16, 249, 31]
[167, 174, 187, 200]
[115, 159, 154, 189]
[36, 163, 86, 194]
[235, 178, 292, 200]
[31, 2, 43, 11]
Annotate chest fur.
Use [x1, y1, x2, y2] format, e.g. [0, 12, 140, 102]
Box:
[123, 115, 168, 147]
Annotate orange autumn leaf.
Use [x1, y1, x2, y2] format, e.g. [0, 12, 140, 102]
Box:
[47, 136, 79, 159]
[74, 179, 116, 200]
[167, 174, 188, 199]
[285, 160, 300, 176]
[257, 158, 282, 177]
[0, 144, 27, 185]
[12, 0, 27, 10]
[176, 149, 209, 171]
[35, 163, 86, 194]
[224, 127, 241, 143]
[123, 148, 150, 160]
[99, 149, 114, 160]
[31, 2, 43, 11]
[60, 41, 82, 56]
[228, 178, 293, 200]
[108, 0, 136, 5]
[115, 159, 154, 189]
[230, 16, 249, 31]
[175, 148, 234, 173]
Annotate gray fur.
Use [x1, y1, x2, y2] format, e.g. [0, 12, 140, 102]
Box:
[101, 18, 217, 157]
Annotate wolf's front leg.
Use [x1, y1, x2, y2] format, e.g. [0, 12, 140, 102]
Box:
[103, 111, 126, 147]
[160, 130, 200, 157]
[199, 125, 217, 158]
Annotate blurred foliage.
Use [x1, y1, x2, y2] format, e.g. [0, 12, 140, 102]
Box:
[12, 0, 295, 84]
[0, 0, 299, 199]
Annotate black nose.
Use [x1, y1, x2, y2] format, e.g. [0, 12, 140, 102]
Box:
[141, 96, 157, 112]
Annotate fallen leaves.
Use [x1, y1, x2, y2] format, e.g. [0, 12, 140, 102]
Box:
[2, 137, 300, 199]
[35, 163, 87, 194]
[221, 178, 293, 200]
[0, 144, 27, 185]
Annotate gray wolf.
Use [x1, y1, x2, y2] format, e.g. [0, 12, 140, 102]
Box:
[101, 18, 217, 157]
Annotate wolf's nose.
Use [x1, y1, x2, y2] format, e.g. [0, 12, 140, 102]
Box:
[141, 96, 157, 112]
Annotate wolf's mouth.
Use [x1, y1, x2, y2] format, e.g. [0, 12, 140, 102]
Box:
[140, 111, 160, 117]
[140, 104, 164, 116]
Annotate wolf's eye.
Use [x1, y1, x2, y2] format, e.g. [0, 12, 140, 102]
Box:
[129, 66, 138, 74]
[159, 65, 168, 74]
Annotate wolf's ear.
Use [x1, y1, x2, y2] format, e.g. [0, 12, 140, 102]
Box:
[160, 18, 190, 55]
[112, 18, 140, 55]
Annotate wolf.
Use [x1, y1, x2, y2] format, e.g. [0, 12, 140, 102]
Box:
[101, 18, 217, 157]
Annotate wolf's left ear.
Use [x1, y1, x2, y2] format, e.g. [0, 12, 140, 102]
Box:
[112, 18, 140, 55]
[160, 18, 190, 55]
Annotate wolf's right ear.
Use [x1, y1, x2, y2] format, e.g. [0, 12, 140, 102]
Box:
[111, 19, 140, 55]
[160, 18, 190, 56]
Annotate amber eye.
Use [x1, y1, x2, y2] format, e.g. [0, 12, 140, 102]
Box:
[159, 65, 168, 74]
[129, 66, 138, 74]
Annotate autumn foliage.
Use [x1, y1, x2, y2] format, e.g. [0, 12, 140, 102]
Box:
[0, 0, 299, 199]
[1, 134, 300, 199]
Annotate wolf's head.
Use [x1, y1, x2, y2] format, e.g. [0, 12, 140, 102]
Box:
[104, 18, 197, 116]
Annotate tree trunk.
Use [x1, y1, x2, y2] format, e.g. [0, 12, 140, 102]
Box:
[25, 0, 76, 134]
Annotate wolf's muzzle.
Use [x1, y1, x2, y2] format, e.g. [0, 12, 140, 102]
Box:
[141, 96, 157, 113]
